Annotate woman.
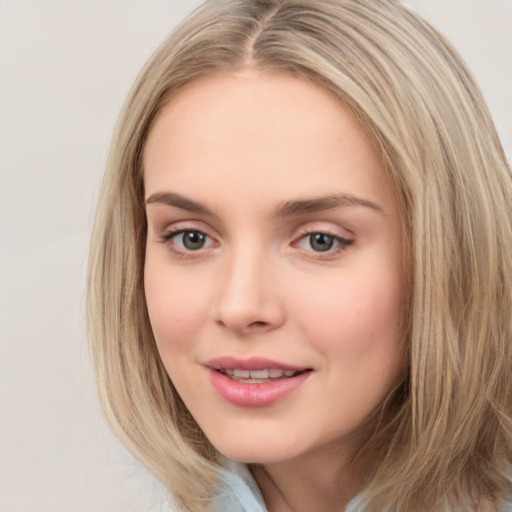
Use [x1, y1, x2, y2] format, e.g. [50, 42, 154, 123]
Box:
[88, 1, 512, 511]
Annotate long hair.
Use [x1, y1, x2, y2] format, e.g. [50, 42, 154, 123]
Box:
[88, 1, 512, 510]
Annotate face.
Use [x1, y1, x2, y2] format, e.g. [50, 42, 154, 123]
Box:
[143, 70, 405, 466]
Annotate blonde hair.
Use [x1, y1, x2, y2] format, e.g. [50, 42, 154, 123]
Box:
[88, 1, 512, 510]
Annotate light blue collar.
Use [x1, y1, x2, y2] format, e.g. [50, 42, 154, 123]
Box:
[211, 459, 365, 512]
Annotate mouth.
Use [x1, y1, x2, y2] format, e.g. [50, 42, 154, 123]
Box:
[205, 357, 313, 406]
[209, 366, 312, 407]
[216, 368, 308, 384]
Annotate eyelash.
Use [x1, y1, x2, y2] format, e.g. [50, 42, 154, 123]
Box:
[159, 228, 354, 259]
[160, 228, 216, 257]
[292, 231, 354, 260]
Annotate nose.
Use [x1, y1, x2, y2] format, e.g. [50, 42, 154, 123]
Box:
[211, 247, 285, 335]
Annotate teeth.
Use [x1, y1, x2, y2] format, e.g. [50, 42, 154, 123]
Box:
[233, 369, 250, 378]
[224, 368, 298, 379]
[249, 369, 269, 379]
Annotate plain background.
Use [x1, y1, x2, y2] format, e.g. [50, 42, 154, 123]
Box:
[1, 1, 511, 511]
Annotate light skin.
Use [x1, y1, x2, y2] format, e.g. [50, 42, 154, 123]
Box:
[143, 70, 406, 512]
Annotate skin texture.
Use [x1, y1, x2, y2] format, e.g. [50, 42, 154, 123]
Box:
[143, 70, 406, 511]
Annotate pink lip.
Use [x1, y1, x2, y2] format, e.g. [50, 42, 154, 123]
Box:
[204, 357, 312, 408]
[204, 356, 307, 372]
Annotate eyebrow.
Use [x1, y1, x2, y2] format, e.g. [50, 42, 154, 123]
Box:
[145, 191, 383, 217]
[273, 194, 383, 217]
[145, 192, 214, 215]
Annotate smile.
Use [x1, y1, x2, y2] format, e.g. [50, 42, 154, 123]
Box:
[205, 357, 312, 407]
[218, 368, 300, 383]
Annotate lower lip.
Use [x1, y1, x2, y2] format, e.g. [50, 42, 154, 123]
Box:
[208, 369, 311, 408]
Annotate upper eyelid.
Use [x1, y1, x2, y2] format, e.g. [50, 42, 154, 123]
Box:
[162, 226, 208, 236]
[162, 227, 216, 244]
[155, 220, 354, 242]
[158, 220, 216, 237]
[292, 221, 354, 239]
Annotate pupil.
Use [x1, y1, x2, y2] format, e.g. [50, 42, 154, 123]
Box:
[183, 231, 205, 250]
[310, 233, 334, 252]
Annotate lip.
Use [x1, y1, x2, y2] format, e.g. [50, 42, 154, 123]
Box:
[204, 356, 308, 372]
[204, 356, 312, 408]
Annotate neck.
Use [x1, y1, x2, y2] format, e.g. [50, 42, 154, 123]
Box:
[250, 440, 368, 512]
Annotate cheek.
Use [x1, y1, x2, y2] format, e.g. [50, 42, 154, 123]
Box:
[292, 266, 405, 368]
[144, 255, 209, 353]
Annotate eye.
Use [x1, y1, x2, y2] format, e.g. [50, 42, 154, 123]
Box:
[296, 232, 353, 253]
[163, 229, 215, 252]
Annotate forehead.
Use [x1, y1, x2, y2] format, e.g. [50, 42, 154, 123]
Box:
[143, 70, 395, 214]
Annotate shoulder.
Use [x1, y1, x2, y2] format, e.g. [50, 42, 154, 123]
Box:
[209, 460, 268, 512]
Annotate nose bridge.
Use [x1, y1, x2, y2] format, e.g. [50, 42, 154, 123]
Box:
[213, 239, 283, 332]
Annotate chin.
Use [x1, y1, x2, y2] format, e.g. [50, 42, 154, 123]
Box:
[208, 431, 304, 465]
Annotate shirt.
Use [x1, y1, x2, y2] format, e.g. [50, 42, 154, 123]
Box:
[209, 459, 364, 512]
[209, 460, 512, 512]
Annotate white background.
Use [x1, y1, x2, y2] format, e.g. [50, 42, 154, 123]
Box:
[1, 1, 511, 511]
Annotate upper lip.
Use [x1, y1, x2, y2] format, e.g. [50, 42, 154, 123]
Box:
[204, 356, 310, 372]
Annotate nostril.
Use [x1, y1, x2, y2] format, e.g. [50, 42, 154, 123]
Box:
[249, 321, 268, 328]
